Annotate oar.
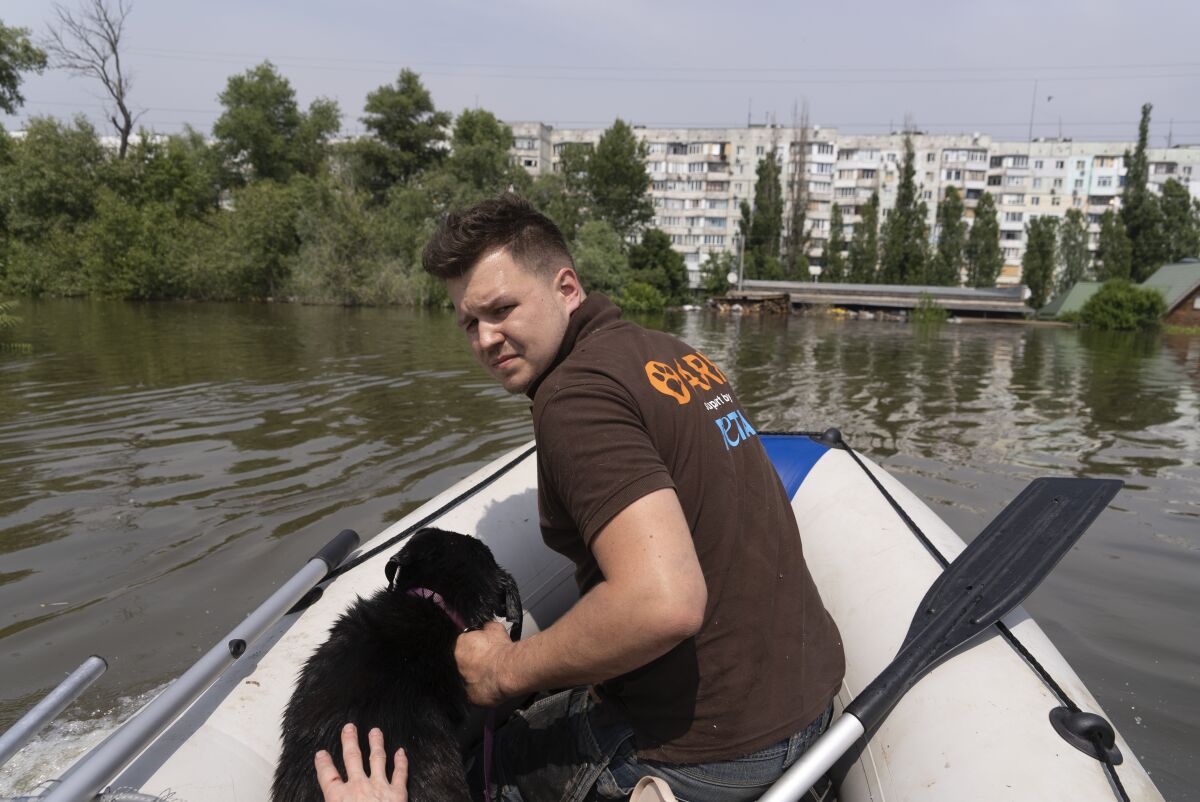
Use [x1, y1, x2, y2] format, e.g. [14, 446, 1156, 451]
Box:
[40, 528, 360, 802]
[759, 476, 1122, 802]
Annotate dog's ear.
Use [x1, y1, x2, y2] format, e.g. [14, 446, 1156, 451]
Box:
[498, 570, 523, 642]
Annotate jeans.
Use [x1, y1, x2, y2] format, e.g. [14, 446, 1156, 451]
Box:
[473, 687, 834, 802]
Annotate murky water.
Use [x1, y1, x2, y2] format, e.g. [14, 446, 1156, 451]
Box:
[1, 301, 1197, 799]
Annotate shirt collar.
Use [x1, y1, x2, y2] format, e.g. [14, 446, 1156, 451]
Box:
[525, 292, 622, 400]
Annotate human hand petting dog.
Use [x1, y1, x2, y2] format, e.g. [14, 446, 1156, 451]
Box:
[315, 723, 408, 802]
[455, 620, 515, 707]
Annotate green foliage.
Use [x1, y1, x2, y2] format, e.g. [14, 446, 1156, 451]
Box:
[822, 203, 847, 282]
[965, 192, 1003, 288]
[1057, 208, 1090, 294]
[0, 20, 47, 114]
[911, 293, 949, 324]
[429, 108, 530, 209]
[342, 70, 450, 200]
[1080, 279, 1167, 331]
[930, 186, 965, 286]
[879, 134, 928, 284]
[528, 171, 586, 243]
[628, 228, 688, 304]
[1096, 208, 1132, 280]
[585, 119, 654, 242]
[1120, 104, 1167, 282]
[1022, 216, 1058, 309]
[0, 297, 18, 333]
[79, 189, 188, 299]
[571, 220, 629, 296]
[1160, 178, 1199, 262]
[107, 129, 222, 217]
[847, 191, 880, 283]
[742, 150, 784, 278]
[700, 251, 736, 296]
[0, 116, 107, 240]
[213, 61, 341, 185]
[615, 280, 667, 312]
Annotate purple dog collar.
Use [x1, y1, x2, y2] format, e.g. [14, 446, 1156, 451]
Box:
[406, 587, 468, 631]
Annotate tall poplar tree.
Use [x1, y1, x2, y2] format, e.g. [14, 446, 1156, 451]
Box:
[1057, 207, 1090, 294]
[822, 203, 847, 282]
[1096, 208, 1132, 280]
[930, 185, 965, 285]
[1022, 216, 1058, 309]
[965, 192, 1003, 287]
[742, 149, 784, 279]
[1120, 103, 1166, 281]
[847, 191, 880, 283]
[879, 134, 927, 284]
[1160, 178, 1199, 261]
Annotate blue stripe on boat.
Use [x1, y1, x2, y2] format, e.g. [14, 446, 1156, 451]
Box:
[761, 434, 830, 499]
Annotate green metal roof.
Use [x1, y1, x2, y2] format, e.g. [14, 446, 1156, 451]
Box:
[1142, 258, 1200, 311]
[1039, 281, 1103, 319]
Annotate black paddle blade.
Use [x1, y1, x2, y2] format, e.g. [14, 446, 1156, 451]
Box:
[846, 477, 1122, 730]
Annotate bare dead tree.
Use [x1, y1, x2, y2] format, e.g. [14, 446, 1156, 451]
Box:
[43, 0, 139, 158]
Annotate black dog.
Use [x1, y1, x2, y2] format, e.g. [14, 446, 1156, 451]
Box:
[272, 527, 522, 802]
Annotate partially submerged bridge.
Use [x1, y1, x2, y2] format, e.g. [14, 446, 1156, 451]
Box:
[730, 279, 1031, 318]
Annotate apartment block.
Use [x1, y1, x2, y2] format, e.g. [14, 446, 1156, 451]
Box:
[505, 121, 1200, 287]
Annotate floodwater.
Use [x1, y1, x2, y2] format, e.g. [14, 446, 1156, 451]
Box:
[0, 300, 1197, 799]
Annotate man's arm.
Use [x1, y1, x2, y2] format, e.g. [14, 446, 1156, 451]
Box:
[454, 487, 708, 706]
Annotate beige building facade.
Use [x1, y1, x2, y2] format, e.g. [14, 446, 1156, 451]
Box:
[506, 121, 1200, 287]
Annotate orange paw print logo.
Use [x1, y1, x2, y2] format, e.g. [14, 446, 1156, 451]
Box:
[645, 360, 691, 404]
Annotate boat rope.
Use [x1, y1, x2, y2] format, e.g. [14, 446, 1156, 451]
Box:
[323, 443, 538, 583]
[837, 438, 1132, 802]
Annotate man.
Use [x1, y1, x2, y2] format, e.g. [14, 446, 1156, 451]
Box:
[424, 194, 844, 802]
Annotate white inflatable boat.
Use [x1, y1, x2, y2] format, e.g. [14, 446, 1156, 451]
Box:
[3, 432, 1164, 801]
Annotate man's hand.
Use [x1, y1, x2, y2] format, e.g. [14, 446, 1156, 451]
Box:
[315, 723, 408, 802]
[455, 621, 514, 707]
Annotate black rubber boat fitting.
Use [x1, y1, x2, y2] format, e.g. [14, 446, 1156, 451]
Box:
[1049, 706, 1123, 765]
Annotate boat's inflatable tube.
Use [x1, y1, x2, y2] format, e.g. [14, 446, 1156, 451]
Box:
[100, 436, 1160, 801]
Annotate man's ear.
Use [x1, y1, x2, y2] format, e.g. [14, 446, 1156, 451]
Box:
[554, 267, 584, 313]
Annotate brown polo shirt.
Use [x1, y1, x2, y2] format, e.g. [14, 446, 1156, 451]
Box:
[528, 293, 844, 764]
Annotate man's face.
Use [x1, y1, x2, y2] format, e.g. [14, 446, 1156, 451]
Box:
[447, 248, 583, 395]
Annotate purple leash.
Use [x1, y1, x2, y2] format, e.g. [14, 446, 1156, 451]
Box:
[407, 588, 497, 802]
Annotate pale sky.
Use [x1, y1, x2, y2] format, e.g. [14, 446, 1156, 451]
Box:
[3, 0, 1199, 146]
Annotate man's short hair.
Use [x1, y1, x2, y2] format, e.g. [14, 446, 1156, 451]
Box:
[422, 193, 575, 281]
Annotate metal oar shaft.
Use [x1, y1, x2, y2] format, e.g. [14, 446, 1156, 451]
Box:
[758, 714, 865, 802]
[43, 529, 359, 802]
[0, 656, 108, 769]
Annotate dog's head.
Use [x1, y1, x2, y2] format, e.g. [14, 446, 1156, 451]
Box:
[384, 527, 522, 640]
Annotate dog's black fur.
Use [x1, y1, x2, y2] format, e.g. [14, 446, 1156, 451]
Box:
[272, 527, 522, 802]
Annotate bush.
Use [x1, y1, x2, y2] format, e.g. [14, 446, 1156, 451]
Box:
[615, 280, 667, 312]
[1079, 279, 1167, 331]
[911, 293, 949, 325]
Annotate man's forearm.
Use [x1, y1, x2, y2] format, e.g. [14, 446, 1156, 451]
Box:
[497, 577, 698, 699]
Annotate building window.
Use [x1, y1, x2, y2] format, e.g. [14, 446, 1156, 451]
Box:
[1005, 211, 1024, 222]
[522, 158, 537, 167]
[1074, 179, 1084, 190]
[756, 145, 765, 156]
[703, 235, 726, 246]
[1055, 160, 1065, 169]
[1032, 178, 1042, 188]
[990, 156, 1004, 168]
[927, 152, 937, 162]
[1034, 160, 1044, 169]
[1001, 194, 1025, 205]
[736, 145, 745, 156]
[1076, 160, 1085, 170]
[1030, 197, 1040, 206]
[1073, 197, 1082, 207]
[1053, 178, 1064, 189]
[1051, 196, 1061, 207]
[1006, 175, 1024, 186]
[1097, 176, 1112, 188]
[923, 190, 933, 200]
[1001, 230, 1022, 241]
[1011, 155, 1029, 168]
[987, 175, 1002, 186]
